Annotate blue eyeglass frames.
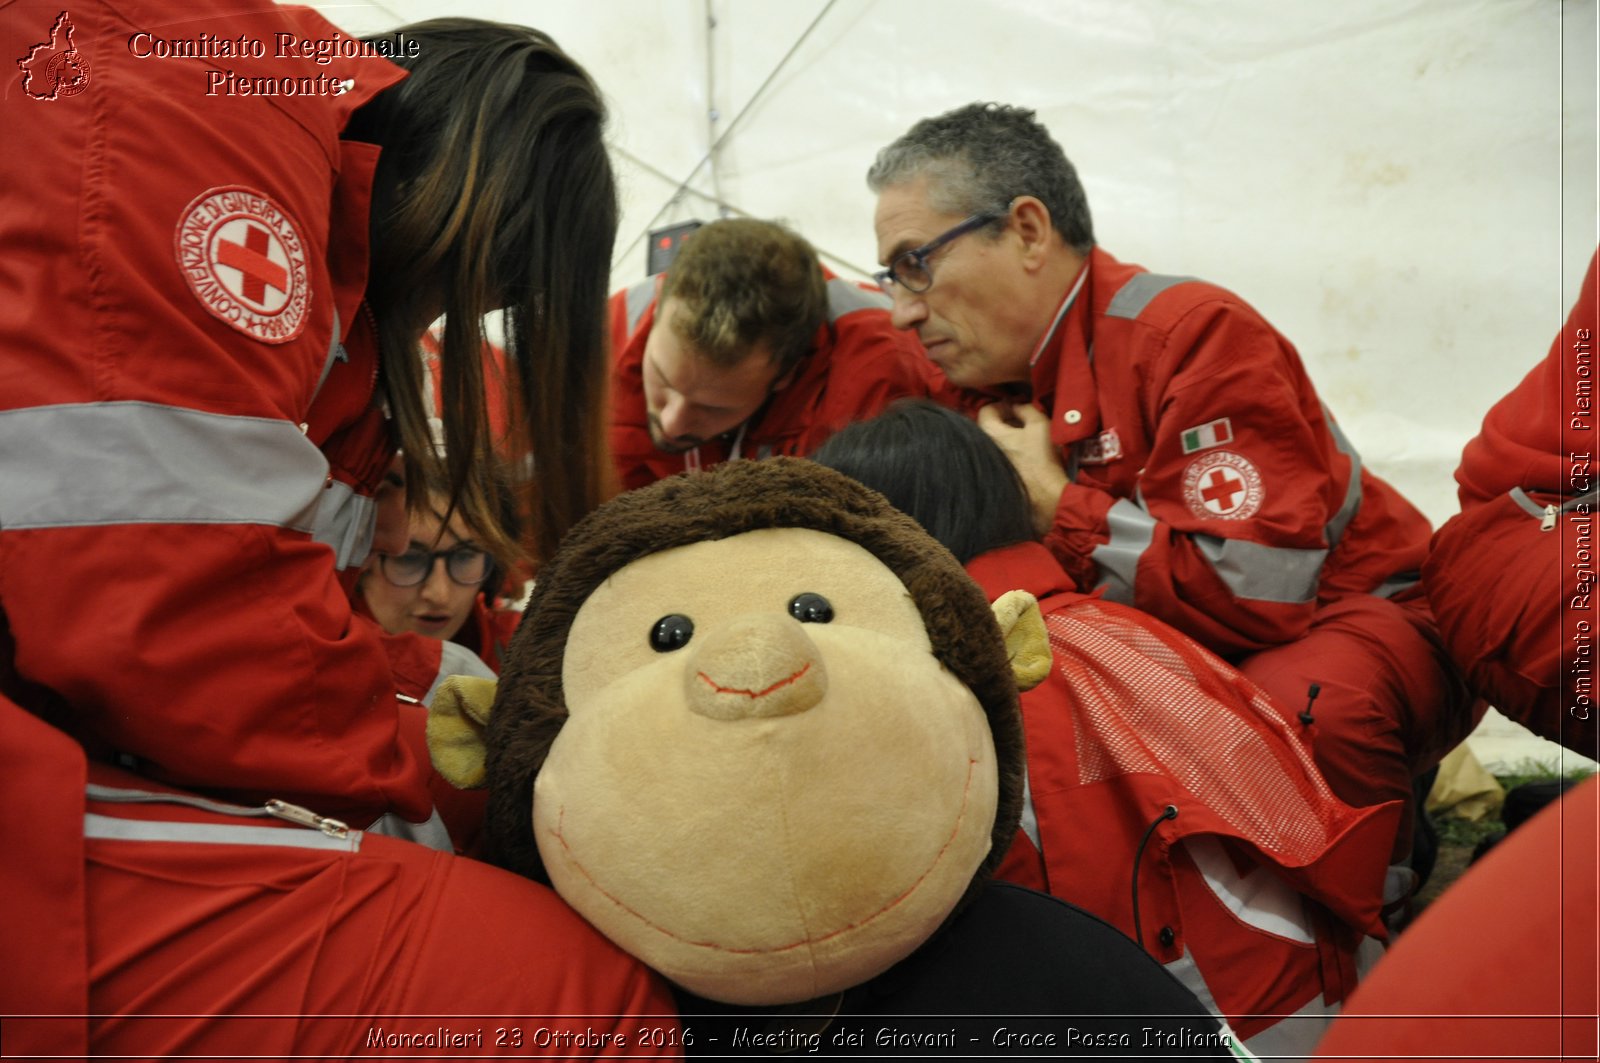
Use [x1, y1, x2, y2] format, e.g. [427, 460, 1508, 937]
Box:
[873, 205, 1010, 294]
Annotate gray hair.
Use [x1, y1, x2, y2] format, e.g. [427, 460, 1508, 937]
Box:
[867, 103, 1095, 254]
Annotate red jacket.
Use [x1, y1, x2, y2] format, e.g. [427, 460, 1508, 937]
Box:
[0, 723, 677, 1058]
[458, 593, 523, 675]
[1023, 248, 1434, 659]
[1, 0, 431, 824]
[973, 542, 1398, 1046]
[1315, 777, 1598, 1062]
[0, 2, 672, 1051]
[1455, 247, 1597, 508]
[1423, 247, 1599, 751]
[609, 270, 961, 489]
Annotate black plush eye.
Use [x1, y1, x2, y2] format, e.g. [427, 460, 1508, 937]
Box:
[650, 614, 695, 652]
[788, 592, 834, 623]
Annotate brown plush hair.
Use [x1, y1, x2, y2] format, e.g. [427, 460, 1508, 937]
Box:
[483, 457, 1026, 917]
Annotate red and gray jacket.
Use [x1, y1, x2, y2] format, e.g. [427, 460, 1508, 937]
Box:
[0, 701, 676, 1057]
[1022, 247, 1434, 659]
[975, 542, 1397, 1049]
[1422, 246, 1599, 750]
[608, 268, 963, 489]
[1, 0, 442, 839]
[1455, 246, 1597, 516]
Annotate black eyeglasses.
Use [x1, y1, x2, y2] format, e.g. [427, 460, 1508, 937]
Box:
[873, 207, 1008, 294]
[378, 545, 491, 588]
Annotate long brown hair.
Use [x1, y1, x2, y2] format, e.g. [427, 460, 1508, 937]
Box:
[351, 19, 618, 565]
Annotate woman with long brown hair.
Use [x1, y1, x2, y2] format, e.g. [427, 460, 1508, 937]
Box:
[350, 18, 618, 567]
[0, 4, 671, 1055]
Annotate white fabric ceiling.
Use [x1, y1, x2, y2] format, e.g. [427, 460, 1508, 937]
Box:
[320, 0, 1597, 532]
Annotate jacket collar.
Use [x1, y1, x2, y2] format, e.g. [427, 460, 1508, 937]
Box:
[1028, 246, 1135, 450]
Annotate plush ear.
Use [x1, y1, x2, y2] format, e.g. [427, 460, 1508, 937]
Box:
[991, 590, 1050, 692]
[426, 675, 499, 789]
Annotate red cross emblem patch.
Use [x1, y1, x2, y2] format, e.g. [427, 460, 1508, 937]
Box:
[1182, 450, 1264, 520]
[174, 186, 310, 344]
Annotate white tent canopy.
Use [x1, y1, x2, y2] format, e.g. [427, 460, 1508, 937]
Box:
[321, 0, 1597, 771]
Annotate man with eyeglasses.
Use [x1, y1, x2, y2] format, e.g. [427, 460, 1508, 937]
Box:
[609, 217, 963, 490]
[867, 104, 1477, 938]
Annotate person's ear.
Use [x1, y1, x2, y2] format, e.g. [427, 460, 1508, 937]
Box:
[426, 675, 499, 788]
[991, 590, 1051, 691]
[1010, 196, 1056, 270]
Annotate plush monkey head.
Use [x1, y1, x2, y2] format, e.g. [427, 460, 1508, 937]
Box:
[434, 457, 1041, 1005]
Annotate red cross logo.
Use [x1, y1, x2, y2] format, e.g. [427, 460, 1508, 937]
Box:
[175, 186, 309, 344]
[216, 224, 289, 307]
[1200, 468, 1246, 513]
[1182, 450, 1264, 520]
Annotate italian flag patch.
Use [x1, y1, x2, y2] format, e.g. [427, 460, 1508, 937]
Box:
[1181, 417, 1233, 454]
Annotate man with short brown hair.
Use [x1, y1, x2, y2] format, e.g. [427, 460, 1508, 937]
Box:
[609, 217, 959, 489]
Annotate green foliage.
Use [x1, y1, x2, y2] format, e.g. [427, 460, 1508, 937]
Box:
[1431, 764, 1592, 850]
[1435, 814, 1503, 849]
[1491, 761, 1594, 794]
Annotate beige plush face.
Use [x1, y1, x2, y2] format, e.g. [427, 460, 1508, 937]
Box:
[536, 527, 999, 1005]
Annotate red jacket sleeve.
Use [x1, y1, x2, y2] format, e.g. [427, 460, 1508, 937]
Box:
[1046, 299, 1366, 658]
[1457, 246, 1598, 507]
[0, 0, 429, 825]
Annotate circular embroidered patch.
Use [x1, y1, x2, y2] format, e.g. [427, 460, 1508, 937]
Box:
[44, 48, 91, 98]
[174, 186, 310, 344]
[1182, 450, 1265, 520]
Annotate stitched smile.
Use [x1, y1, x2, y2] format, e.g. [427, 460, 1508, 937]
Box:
[547, 755, 982, 956]
[695, 661, 811, 699]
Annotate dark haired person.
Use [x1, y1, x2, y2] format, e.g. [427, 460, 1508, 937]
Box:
[354, 467, 528, 859]
[358, 467, 524, 677]
[866, 103, 1475, 890]
[0, 2, 671, 1054]
[814, 400, 1399, 1059]
[609, 216, 963, 489]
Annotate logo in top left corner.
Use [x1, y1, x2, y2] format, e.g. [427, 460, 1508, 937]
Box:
[17, 11, 92, 101]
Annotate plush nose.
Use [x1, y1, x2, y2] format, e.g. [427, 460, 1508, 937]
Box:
[684, 613, 828, 721]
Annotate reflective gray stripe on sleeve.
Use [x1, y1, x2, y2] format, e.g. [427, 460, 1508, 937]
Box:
[88, 781, 452, 853]
[1568, 486, 1600, 511]
[1093, 497, 1325, 606]
[1321, 406, 1364, 548]
[1105, 273, 1197, 320]
[1018, 767, 1040, 853]
[0, 401, 326, 532]
[87, 782, 272, 818]
[1509, 484, 1600, 518]
[366, 808, 453, 853]
[1509, 486, 1551, 520]
[825, 277, 891, 320]
[1194, 534, 1325, 605]
[1371, 573, 1419, 599]
[1091, 497, 1158, 604]
[625, 278, 657, 336]
[423, 641, 497, 707]
[84, 812, 362, 852]
[310, 478, 376, 571]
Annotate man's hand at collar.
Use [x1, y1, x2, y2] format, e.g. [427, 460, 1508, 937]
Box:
[978, 401, 1071, 536]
